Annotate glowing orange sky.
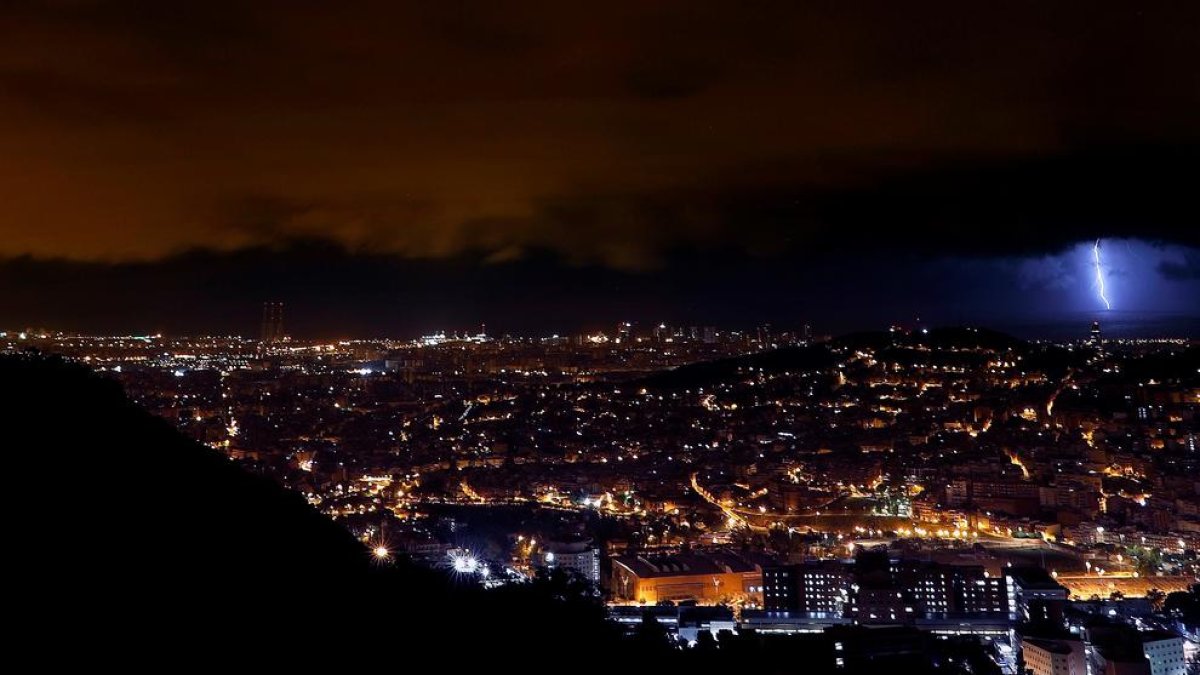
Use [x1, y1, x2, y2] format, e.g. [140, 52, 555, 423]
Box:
[1, 1, 1197, 267]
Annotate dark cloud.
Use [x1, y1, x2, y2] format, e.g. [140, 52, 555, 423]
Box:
[3, 238, 1196, 338]
[1, 2, 1198, 333]
[1159, 251, 1200, 280]
[2, 1, 1197, 265]
[624, 58, 720, 100]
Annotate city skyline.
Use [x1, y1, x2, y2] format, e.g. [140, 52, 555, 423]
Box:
[4, 236, 1198, 339]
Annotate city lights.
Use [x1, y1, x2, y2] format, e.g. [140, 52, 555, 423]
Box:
[7, 315, 1196, 665]
[450, 551, 480, 575]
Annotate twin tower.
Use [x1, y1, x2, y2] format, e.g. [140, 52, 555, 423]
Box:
[261, 302, 284, 343]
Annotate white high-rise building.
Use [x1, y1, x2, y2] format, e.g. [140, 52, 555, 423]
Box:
[541, 538, 601, 584]
[1142, 633, 1187, 675]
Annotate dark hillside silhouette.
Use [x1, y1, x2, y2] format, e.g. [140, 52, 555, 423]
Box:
[2, 355, 620, 668]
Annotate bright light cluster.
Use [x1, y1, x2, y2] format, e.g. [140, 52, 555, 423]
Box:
[449, 550, 481, 575]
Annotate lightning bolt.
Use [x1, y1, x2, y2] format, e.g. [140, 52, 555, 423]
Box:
[1093, 239, 1111, 310]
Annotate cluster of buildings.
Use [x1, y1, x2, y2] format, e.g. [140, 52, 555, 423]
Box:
[1021, 628, 1188, 675]
[762, 550, 1011, 623]
[607, 547, 1196, 674]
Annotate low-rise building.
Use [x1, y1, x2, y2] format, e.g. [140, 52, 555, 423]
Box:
[1022, 637, 1087, 675]
[611, 550, 764, 604]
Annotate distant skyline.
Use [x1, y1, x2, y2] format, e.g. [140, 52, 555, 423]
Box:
[3, 237, 1196, 340]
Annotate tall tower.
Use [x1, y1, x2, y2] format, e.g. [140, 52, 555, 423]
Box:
[261, 302, 284, 342]
[1089, 320, 1101, 346]
[616, 321, 632, 342]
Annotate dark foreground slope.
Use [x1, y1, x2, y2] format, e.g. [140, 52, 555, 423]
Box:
[2, 355, 620, 668]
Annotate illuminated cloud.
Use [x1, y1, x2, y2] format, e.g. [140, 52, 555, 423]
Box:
[1, 2, 1197, 265]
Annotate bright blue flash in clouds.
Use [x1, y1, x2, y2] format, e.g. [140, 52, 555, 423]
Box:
[1092, 239, 1112, 310]
[936, 238, 1199, 333]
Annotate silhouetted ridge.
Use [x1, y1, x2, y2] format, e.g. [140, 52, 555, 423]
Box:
[4, 354, 371, 579]
[1, 355, 621, 669]
[830, 326, 1026, 351]
[637, 344, 837, 390]
[638, 326, 1027, 390]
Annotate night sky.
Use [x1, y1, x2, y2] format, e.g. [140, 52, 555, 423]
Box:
[2, 1, 1198, 337]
